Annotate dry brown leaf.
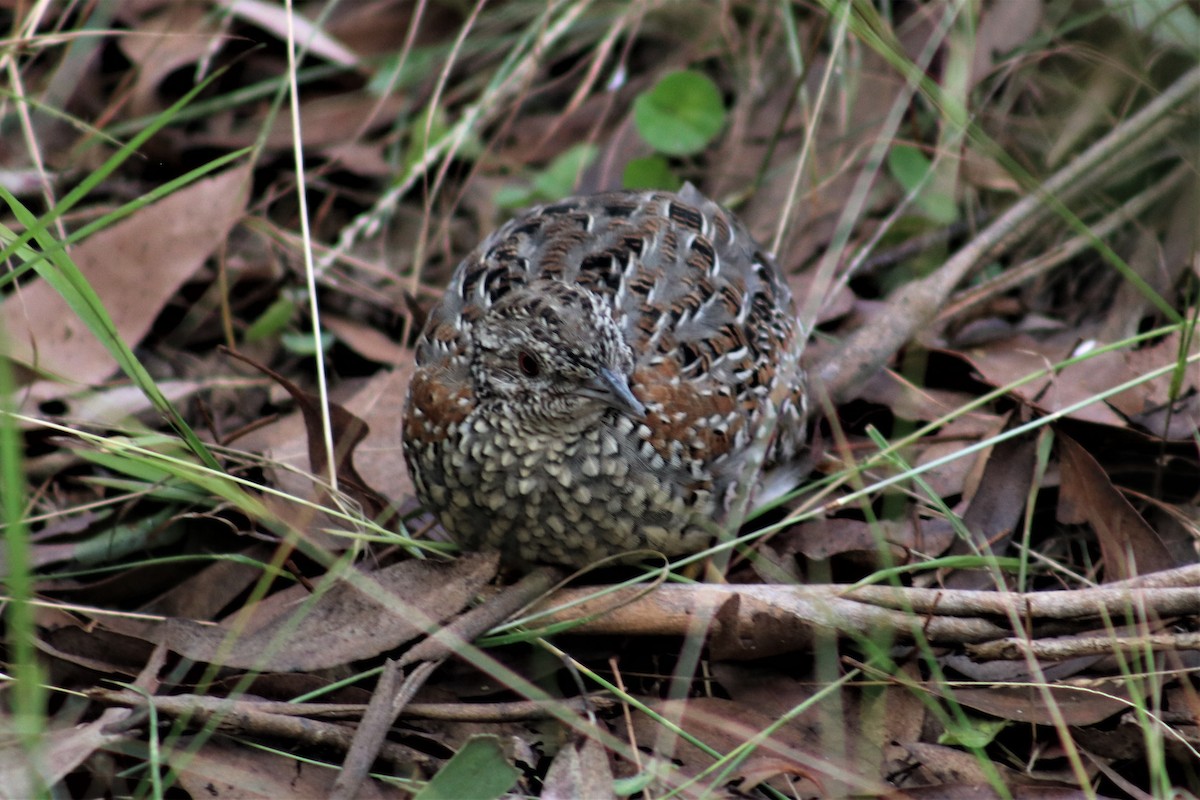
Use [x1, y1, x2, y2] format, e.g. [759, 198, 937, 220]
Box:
[138, 554, 495, 671]
[713, 660, 898, 788]
[324, 313, 413, 366]
[877, 663, 929, 760]
[2, 164, 252, 392]
[541, 732, 615, 800]
[197, 92, 405, 149]
[118, 3, 219, 117]
[914, 429, 992, 500]
[775, 516, 928, 566]
[16, 375, 261, 423]
[969, 0, 1044, 87]
[954, 333, 1133, 427]
[1057, 433, 1176, 580]
[138, 545, 272, 619]
[42, 623, 156, 678]
[1129, 392, 1200, 440]
[633, 697, 870, 796]
[324, 1, 451, 58]
[238, 365, 417, 512]
[0, 643, 166, 796]
[788, 267, 856, 327]
[961, 144, 1022, 193]
[944, 432, 1038, 589]
[897, 742, 1067, 795]
[855, 368, 997, 431]
[885, 787, 1103, 799]
[737, 756, 826, 793]
[0, 713, 128, 795]
[944, 681, 1132, 727]
[1108, 329, 1200, 422]
[173, 738, 403, 800]
[710, 663, 821, 724]
[224, 0, 361, 67]
[225, 348, 389, 519]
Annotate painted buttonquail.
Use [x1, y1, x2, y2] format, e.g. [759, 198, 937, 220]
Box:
[402, 186, 807, 567]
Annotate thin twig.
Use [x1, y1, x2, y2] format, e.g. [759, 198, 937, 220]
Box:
[934, 161, 1193, 331]
[970, 631, 1200, 661]
[819, 65, 1200, 404]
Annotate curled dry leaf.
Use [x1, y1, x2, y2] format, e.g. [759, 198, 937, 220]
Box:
[223, 347, 390, 519]
[238, 364, 418, 515]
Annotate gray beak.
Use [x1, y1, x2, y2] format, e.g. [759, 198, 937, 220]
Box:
[584, 367, 647, 419]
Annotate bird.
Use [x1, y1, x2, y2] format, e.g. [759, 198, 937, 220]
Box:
[402, 185, 807, 568]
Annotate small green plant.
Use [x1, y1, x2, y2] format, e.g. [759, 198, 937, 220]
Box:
[494, 142, 599, 209]
[625, 69, 726, 190]
[886, 143, 957, 224]
[491, 69, 726, 204]
[632, 69, 726, 157]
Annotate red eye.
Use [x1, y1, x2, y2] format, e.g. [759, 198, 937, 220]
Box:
[517, 351, 541, 377]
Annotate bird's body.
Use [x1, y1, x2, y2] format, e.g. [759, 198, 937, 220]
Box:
[403, 187, 806, 567]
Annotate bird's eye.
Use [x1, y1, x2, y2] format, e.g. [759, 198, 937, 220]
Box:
[517, 351, 541, 377]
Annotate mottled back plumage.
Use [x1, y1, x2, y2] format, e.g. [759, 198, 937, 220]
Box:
[403, 186, 807, 567]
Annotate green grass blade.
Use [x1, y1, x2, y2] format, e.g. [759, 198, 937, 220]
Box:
[0, 185, 222, 471]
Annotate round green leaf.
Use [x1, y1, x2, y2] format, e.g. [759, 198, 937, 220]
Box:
[622, 155, 682, 191]
[633, 70, 726, 156]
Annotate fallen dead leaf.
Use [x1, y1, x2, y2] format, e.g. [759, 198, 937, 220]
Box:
[0, 712, 129, 796]
[110, 554, 496, 671]
[944, 681, 1132, 727]
[237, 364, 418, 513]
[118, 3, 220, 117]
[952, 332, 1133, 427]
[944, 431, 1038, 590]
[324, 313, 413, 365]
[3, 163, 253, 393]
[173, 737, 404, 800]
[224, 0, 361, 67]
[1057, 433, 1176, 580]
[541, 731, 615, 800]
[633, 697, 871, 796]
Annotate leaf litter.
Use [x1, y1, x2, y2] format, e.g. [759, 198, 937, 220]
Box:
[1, 1, 1198, 798]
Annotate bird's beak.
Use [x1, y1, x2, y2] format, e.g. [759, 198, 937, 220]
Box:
[584, 367, 647, 419]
